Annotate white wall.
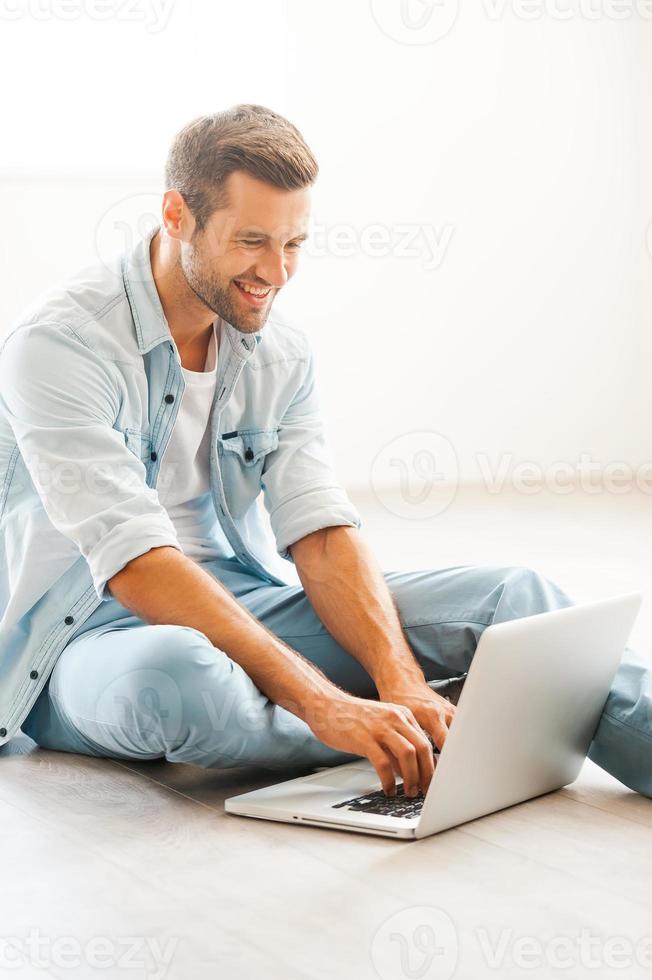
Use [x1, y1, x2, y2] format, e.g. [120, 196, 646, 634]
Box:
[2, 0, 651, 493]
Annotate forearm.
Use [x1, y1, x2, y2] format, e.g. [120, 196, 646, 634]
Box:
[107, 545, 348, 727]
[290, 526, 426, 696]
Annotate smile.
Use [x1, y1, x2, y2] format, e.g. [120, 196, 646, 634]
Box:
[234, 280, 272, 300]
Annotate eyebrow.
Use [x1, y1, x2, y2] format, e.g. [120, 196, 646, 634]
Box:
[236, 230, 310, 242]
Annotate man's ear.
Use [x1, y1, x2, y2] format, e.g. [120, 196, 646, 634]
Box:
[161, 189, 194, 242]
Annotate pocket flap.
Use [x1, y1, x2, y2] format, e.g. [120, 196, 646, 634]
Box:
[219, 428, 279, 466]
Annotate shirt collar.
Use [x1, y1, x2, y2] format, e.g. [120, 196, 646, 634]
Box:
[121, 223, 264, 358]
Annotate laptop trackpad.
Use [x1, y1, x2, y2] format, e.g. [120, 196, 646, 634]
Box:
[303, 766, 377, 790]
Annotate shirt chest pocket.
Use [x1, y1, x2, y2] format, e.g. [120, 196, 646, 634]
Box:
[122, 428, 154, 480]
[218, 427, 279, 517]
[123, 427, 151, 458]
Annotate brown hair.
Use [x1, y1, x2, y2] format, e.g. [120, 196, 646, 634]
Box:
[164, 104, 319, 231]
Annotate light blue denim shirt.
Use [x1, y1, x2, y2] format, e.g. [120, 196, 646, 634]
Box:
[0, 224, 362, 745]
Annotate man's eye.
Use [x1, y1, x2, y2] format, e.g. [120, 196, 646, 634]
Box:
[287, 242, 304, 250]
[241, 240, 263, 247]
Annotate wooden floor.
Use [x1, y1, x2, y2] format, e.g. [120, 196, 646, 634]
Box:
[2, 485, 651, 980]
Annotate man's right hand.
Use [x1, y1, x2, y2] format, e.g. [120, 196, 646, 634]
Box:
[306, 693, 438, 797]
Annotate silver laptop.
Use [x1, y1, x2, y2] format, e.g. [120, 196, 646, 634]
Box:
[225, 593, 642, 839]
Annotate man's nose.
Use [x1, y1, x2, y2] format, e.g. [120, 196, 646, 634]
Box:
[255, 249, 290, 289]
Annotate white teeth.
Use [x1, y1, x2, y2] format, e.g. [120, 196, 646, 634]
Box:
[236, 281, 270, 297]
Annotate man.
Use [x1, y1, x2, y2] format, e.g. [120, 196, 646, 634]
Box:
[1, 105, 649, 800]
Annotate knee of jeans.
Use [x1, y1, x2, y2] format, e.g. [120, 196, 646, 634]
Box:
[602, 647, 652, 722]
[99, 625, 233, 752]
[153, 623, 210, 659]
[497, 564, 574, 615]
[139, 624, 232, 689]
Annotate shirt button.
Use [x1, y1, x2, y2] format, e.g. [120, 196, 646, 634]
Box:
[244, 447, 254, 461]
[30, 670, 38, 679]
[164, 394, 175, 404]
[150, 451, 158, 462]
[0, 728, 6, 737]
[64, 615, 74, 626]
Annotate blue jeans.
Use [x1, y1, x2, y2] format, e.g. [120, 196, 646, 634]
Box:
[21, 558, 652, 796]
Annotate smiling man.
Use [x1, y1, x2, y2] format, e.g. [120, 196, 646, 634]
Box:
[1, 105, 650, 800]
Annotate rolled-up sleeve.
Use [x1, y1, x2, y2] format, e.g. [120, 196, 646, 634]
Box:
[261, 339, 362, 562]
[0, 322, 182, 600]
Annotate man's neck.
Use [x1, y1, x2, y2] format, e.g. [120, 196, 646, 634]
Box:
[149, 229, 215, 368]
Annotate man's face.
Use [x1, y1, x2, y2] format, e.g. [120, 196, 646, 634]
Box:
[179, 170, 311, 335]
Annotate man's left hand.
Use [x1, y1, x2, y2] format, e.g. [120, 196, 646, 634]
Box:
[377, 679, 456, 758]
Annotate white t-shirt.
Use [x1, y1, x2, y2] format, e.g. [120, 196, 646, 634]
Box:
[157, 318, 235, 562]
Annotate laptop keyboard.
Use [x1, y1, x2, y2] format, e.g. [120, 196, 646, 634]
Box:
[329, 723, 446, 820]
[331, 784, 425, 819]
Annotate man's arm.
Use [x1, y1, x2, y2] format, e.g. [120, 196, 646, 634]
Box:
[107, 544, 345, 728]
[257, 330, 451, 773]
[0, 322, 184, 602]
[108, 545, 438, 796]
[289, 525, 456, 747]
